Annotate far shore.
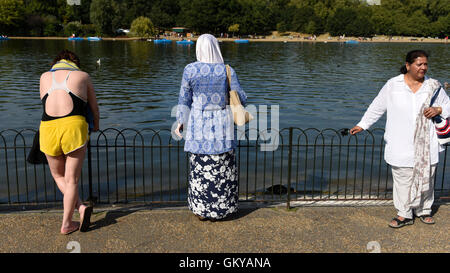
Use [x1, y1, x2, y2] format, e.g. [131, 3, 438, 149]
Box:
[6, 34, 450, 44]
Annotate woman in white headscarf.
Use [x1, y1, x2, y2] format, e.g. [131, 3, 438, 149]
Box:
[175, 34, 248, 221]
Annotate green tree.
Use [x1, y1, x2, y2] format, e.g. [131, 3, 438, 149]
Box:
[371, 5, 394, 35]
[238, 0, 272, 35]
[43, 15, 61, 36]
[276, 22, 288, 33]
[291, 6, 315, 33]
[0, 0, 25, 34]
[62, 0, 92, 24]
[179, 0, 221, 33]
[130, 16, 156, 37]
[429, 14, 450, 37]
[149, 0, 180, 30]
[64, 21, 82, 36]
[228, 24, 239, 34]
[304, 21, 317, 34]
[90, 0, 115, 35]
[327, 7, 357, 36]
[405, 10, 430, 36]
[26, 14, 44, 36]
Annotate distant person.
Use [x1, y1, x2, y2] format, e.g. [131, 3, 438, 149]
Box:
[350, 50, 450, 228]
[39, 49, 100, 234]
[174, 34, 248, 221]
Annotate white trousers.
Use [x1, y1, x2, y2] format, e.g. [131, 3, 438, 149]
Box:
[391, 165, 436, 219]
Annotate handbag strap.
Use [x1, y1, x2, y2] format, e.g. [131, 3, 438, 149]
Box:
[430, 86, 442, 107]
[430, 86, 444, 123]
[225, 64, 231, 91]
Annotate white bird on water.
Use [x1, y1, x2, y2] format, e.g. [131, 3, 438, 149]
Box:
[97, 58, 101, 66]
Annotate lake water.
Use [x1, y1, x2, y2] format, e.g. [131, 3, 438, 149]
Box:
[0, 39, 449, 131]
[0, 40, 449, 204]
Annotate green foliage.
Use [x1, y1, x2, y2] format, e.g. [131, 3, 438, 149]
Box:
[64, 21, 82, 36]
[0, 0, 25, 34]
[80, 24, 98, 36]
[3, 0, 449, 37]
[130, 16, 156, 37]
[276, 22, 288, 33]
[228, 24, 239, 34]
[90, 0, 115, 35]
[42, 15, 61, 36]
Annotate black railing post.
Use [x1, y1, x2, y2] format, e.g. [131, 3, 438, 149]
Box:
[287, 127, 293, 210]
[87, 137, 94, 206]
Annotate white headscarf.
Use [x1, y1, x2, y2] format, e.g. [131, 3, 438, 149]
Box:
[196, 34, 224, 64]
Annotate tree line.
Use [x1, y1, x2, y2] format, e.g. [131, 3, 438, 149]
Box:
[0, 0, 449, 38]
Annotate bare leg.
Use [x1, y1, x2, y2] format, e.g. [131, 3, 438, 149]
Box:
[46, 154, 85, 211]
[61, 146, 87, 233]
[45, 146, 87, 234]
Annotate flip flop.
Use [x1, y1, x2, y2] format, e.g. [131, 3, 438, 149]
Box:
[419, 215, 435, 225]
[388, 217, 414, 228]
[80, 205, 93, 232]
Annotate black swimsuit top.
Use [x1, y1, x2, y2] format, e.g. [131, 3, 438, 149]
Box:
[41, 71, 87, 121]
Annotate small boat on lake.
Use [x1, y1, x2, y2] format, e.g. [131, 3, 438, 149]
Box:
[68, 37, 84, 41]
[235, 39, 249, 43]
[176, 40, 194, 45]
[87, 37, 102, 41]
[0, 37, 10, 41]
[154, 39, 172, 44]
[345, 40, 359, 44]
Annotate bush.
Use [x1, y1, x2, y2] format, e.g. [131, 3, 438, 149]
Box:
[64, 21, 82, 36]
[130, 16, 155, 38]
[80, 24, 97, 37]
[43, 15, 61, 36]
[276, 22, 288, 34]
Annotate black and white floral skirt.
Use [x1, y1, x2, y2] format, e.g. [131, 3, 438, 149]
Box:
[188, 150, 238, 219]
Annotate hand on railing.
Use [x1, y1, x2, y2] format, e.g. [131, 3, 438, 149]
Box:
[349, 126, 363, 135]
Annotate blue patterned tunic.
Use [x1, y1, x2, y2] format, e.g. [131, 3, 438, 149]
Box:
[177, 62, 247, 155]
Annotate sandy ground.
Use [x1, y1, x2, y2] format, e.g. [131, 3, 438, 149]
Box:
[0, 203, 448, 253]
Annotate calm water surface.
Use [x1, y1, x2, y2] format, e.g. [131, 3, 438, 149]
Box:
[1, 40, 450, 203]
[0, 40, 449, 131]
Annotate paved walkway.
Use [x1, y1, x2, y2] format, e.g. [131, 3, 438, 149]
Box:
[0, 203, 448, 253]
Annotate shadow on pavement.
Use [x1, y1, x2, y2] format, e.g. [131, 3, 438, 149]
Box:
[88, 206, 143, 232]
[86, 204, 262, 230]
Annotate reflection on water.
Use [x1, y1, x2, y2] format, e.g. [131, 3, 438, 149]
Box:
[0, 40, 449, 131]
[1, 40, 449, 204]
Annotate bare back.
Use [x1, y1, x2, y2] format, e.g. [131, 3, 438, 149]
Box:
[40, 70, 89, 117]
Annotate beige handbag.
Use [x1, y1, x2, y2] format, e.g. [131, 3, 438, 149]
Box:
[226, 65, 253, 126]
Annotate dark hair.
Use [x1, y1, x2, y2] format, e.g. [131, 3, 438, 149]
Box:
[51, 49, 80, 67]
[400, 49, 429, 74]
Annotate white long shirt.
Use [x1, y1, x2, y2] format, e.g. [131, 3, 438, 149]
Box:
[357, 74, 450, 167]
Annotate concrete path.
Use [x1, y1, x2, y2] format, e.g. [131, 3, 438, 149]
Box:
[0, 203, 448, 253]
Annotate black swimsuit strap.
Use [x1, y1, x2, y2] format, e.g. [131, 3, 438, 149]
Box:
[41, 92, 87, 121]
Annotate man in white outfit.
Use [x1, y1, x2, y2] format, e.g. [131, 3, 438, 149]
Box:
[350, 50, 450, 228]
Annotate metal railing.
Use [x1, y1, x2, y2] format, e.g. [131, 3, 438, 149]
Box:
[1, 127, 449, 210]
